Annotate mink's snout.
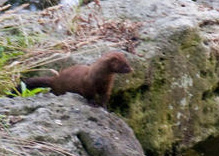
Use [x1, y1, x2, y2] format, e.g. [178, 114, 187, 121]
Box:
[119, 64, 133, 73]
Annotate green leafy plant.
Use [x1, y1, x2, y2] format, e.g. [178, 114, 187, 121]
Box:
[0, 46, 24, 68]
[5, 81, 50, 97]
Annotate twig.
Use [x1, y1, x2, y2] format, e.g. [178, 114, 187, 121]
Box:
[23, 68, 59, 76]
[2, 136, 76, 156]
[0, 4, 11, 12]
[0, 147, 22, 156]
[5, 3, 29, 14]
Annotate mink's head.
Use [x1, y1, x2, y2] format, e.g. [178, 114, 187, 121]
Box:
[104, 52, 133, 73]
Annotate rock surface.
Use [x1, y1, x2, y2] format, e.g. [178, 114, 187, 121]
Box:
[96, 0, 219, 155]
[0, 0, 219, 155]
[0, 93, 145, 156]
[196, 0, 219, 9]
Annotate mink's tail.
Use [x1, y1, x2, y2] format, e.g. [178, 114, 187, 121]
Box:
[23, 77, 53, 89]
[7, 77, 53, 98]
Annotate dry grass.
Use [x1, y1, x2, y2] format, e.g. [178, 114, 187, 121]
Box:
[0, 132, 76, 156]
[0, 2, 144, 155]
[0, 3, 142, 95]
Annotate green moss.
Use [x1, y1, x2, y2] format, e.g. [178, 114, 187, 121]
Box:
[6, 34, 37, 48]
[110, 28, 219, 155]
[183, 149, 201, 156]
[33, 135, 57, 143]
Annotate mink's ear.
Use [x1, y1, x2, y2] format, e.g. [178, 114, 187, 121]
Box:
[109, 55, 120, 63]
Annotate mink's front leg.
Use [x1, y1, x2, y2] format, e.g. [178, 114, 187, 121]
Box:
[99, 93, 109, 110]
[87, 99, 99, 107]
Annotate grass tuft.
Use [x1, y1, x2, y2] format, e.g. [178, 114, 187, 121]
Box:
[0, 2, 142, 96]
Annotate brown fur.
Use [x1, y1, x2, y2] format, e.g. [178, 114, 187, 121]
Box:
[24, 52, 132, 108]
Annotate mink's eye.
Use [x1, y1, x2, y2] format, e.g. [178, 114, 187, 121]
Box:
[110, 57, 118, 62]
[114, 59, 119, 63]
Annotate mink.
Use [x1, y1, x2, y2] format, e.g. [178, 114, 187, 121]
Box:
[23, 51, 133, 108]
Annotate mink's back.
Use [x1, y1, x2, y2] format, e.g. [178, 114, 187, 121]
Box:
[19, 52, 132, 107]
[51, 65, 91, 96]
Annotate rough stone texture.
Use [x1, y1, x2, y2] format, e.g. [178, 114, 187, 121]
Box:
[95, 0, 219, 155]
[0, 0, 219, 155]
[0, 93, 145, 156]
[196, 0, 219, 9]
[0, 0, 7, 6]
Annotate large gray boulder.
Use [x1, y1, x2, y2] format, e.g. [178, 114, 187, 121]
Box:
[0, 93, 145, 156]
[0, 0, 219, 155]
[96, 0, 219, 155]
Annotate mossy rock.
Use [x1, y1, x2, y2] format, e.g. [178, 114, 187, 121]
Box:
[109, 25, 219, 155]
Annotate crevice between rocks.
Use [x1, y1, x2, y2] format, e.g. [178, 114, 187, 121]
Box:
[199, 20, 219, 28]
[77, 131, 105, 156]
[109, 84, 150, 116]
[202, 82, 219, 100]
